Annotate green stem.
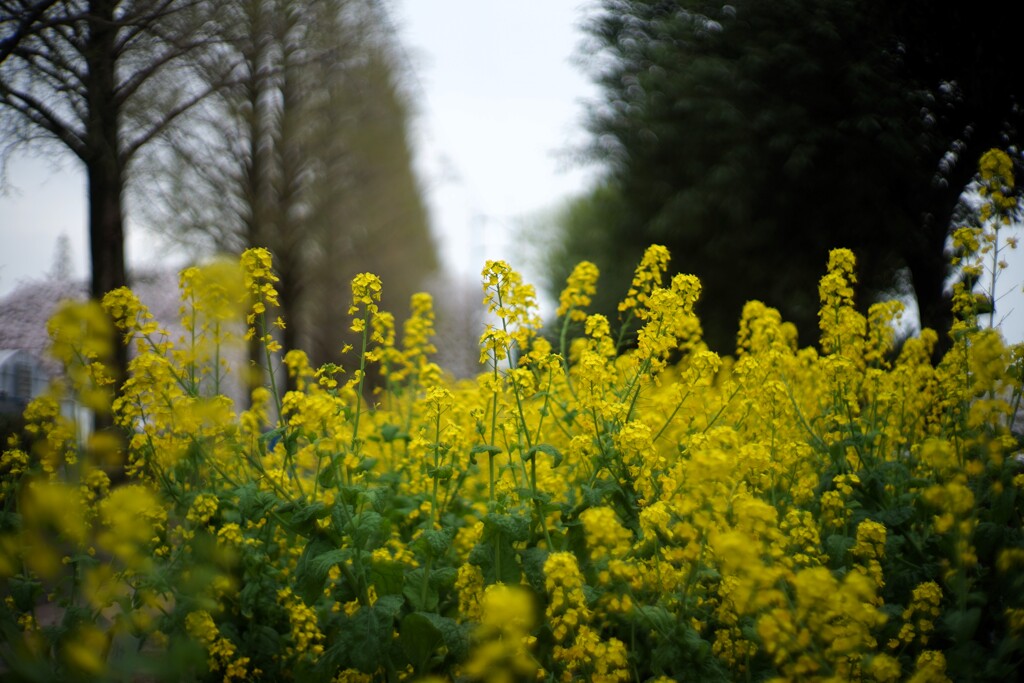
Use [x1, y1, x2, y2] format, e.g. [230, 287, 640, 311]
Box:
[188, 293, 197, 394]
[350, 307, 371, 454]
[652, 387, 691, 443]
[430, 404, 442, 528]
[988, 224, 1000, 329]
[488, 361, 500, 506]
[213, 321, 222, 396]
[260, 311, 283, 425]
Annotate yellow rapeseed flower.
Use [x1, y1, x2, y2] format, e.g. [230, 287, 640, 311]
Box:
[557, 260, 599, 322]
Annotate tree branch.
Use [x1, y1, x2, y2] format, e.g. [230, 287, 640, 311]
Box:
[113, 33, 227, 107]
[121, 77, 225, 162]
[0, 82, 86, 156]
[0, 0, 66, 63]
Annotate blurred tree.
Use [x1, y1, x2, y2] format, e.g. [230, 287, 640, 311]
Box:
[539, 182, 638, 329]
[48, 233, 74, 282]
[563, 0, 1022, 353]
[1, 0, 232, 397]
[142, 0, 436, 374]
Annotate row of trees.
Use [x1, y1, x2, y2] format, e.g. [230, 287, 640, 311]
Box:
[140, 0, 436, 366]
[10, 0, 1021, 373]
[547, 0, 1023, 353]
[1, 0, 437, 383]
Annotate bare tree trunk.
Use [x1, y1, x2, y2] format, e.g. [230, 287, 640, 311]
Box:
[83, 0, 129, 431]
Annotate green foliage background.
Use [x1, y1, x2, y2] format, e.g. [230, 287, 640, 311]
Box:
[552, 0, 1024, 353]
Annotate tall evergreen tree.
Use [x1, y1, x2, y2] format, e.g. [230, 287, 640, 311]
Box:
[566, 0, 1022, 352]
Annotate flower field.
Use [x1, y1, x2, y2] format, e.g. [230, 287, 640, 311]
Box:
[3, 155, 1024, 682]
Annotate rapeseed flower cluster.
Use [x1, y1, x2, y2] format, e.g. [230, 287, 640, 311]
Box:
[2, 149, 1023, 682]
[555, 260, 599, 322]
[462, 583, 537, 683]
[186, 610, 253, 681]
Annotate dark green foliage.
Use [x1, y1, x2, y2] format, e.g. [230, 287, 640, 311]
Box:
[555, 0, 1024, 352]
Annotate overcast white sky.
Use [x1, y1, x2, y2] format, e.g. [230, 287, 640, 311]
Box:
[1, 0, 1022, 343]
[394, 1, 600, 281]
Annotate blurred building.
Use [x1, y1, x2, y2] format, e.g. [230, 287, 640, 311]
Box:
[0, 349, 50, 415]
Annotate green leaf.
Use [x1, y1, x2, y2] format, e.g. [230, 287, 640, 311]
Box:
[234, 483, 279, 520]
[351, 510, 386, 550]
[259, 426, 285, 445]
[370, 559, 406, 596]
[413, 528, 455, 559]
[824, 534, 853, 566]
[476, 513, 528, 584]
[310, 549, 351, 578]
[400, 612, 444, 673]
[294, 535, 342, 604]
[875, 506, 915, 528]
[473, 539, 521, 586]
[335, 485, 362, 506]
[281, 500, 330, 535]
[241, 623, 283, 661]
[428, 464, 454, 480]
[430, 567, 458, 592]
[943, 607, 981, 643]
[239, 574, 276, 619]
[525, 443, 564, 467]
[635, 605, 675, 635]
[403, 568, 439, 612]
[331, 502, 353, 539]
[521, 546, 550, 592]
[0, 510, 22, 532]
[374, 593, 405, 618]
[482, 513, 530, 542]
[380, 423, 410, 443]
[400, 612, 469, 674]
[346, 606, 390, 673]
[355, 457, 379, 472]
[7, 575, 42, 613]
[317, 464, 337, 488]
